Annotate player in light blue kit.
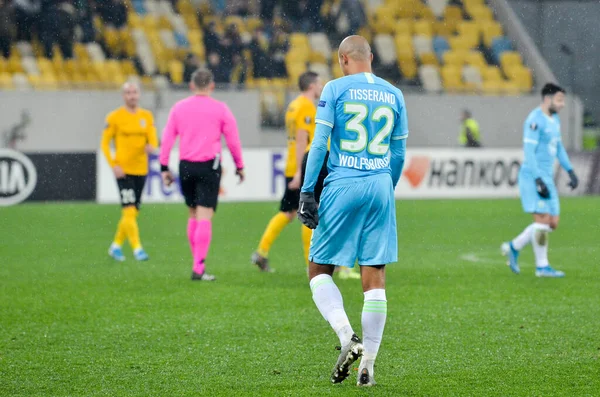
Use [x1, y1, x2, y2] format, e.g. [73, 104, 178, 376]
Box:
[502, 83, 578, 277]
[298, 36, 407, 387]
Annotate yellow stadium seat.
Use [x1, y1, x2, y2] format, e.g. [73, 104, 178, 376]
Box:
[443, 51, 467, 67]
[143, 16, 159, 31]
[309, 51, 327, 63]
[92, 61, 109, 82]
[481, 21, 504, 47]
[177, 0, 194, 15]
[500, 51, 523, 72]
[506, 66, 533, 92]
[441, 65, 463, 92]
[444, 5, 464, 22]
[395, 35, 415, 62]
[225, 16, 245, 32]
[188, 29, 203, 45]
[0, 57, 8, 74]
[482, 66, 503, 82]
[286, 49, 309, 64]
[394, 20, 413, 36]
[37, 74, 59, 90]
[449, 36, 475, 51]
[413, 20, 433, 37]
[290, 33, 310, 51]
[503, 81, 521, 96]
[463, 0, 485, 8]
[158, 16, 171, 30]
[8, 56, 24, 73]
[416, 5, 436, 21]
[106, 60, 122, 75]
[104, 29, 120, 54]
[419, 52, 438, 66]
[246, 17, 263, 32]
[0, 72, 13, 89]
[434, 21, 455, 37]
[465, 51, 488, 69]
[169, 60, 184, 84]
[469, 5, 494, 21]
[183, 14, 200, 30]
[457, 21, 480, 43]
[372, 14, 395, 34]
[482, 80, 502, 95]
[36, 57, 53, 75]
[128, 13, 142, 29]
[74, 43, 89, 60]
[399, 59, 418, 79]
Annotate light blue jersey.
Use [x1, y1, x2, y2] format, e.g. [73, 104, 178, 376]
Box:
[521, 107, 572, 178]
[302, 72, 408, 192]
[519, 107, 573, 215]
[301, 72, 408, 267]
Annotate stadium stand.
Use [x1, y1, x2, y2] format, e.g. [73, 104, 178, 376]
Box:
[0, 0, 534, 102]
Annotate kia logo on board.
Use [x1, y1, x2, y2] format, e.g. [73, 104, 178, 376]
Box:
[0, 149, 37, 206]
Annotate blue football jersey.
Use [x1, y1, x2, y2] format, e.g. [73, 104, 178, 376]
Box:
[315, 72, 408, 184]
[521, 107, 565, 177]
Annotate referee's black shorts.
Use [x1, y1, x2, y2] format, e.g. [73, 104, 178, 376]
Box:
[179, 159, 222, 210]
[300, 150, 329, 204]
[117, 175, 146, 209]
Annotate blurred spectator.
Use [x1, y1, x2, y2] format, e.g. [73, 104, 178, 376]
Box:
[207, 52, 230, 83]
[0, 0, 15, 58]
[98, 0, 128, 30]
[183, 53, 201, 83]
[260, 0, 277, 23]
[224, 0, 258, 16]
[342, 0, 366, 34]
[40, 0, 75, 59]
[14, 0, 41, 41]
[283, 0, 323, 32]
[323, 0, 365, 37]
[249, 27, 270, 78]
[269, 27, 288, 78]
[203, 21, 222, 55]
[221, 23, 243, 65]
[75, 0, 96, 43]
[221, 23, 245, 82]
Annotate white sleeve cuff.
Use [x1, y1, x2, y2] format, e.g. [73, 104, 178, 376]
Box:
[315, 119, 334, 128]
[391, 133, 408, 140]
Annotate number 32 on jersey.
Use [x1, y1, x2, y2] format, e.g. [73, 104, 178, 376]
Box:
[341, 103, 394, 156]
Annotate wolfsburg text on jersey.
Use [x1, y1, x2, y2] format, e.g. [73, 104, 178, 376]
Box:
[339, 154, 391, 170]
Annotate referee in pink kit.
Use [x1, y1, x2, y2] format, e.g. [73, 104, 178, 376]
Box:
[159, 68, 245, 281]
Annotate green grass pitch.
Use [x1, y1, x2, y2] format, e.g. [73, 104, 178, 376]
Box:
[1, 198, 599, 396]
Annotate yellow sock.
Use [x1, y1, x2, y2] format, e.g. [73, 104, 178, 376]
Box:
[301, 225, 312, 266]
[257, 212, 291, 257]
[122, 207, 142, 251]
[113, 217, 127, 246]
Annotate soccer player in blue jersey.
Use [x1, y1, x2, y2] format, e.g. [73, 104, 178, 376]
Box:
[298, 36, 408, 387]
[502, 83, 578, 278]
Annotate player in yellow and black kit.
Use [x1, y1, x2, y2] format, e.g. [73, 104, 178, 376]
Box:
[251, 72, 323, 272]
[101, 82, 158, 262]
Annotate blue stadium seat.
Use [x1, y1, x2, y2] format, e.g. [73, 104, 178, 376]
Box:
[175, 33, 189, 48]
[132, 0, 147, 15]
[491, 36, 513, 63]
[433, 36, 450, 62]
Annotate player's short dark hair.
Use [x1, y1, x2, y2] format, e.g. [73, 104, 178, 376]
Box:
[192, 68, 214, 89]
[541, 83, 566, 98]
[298, 71, 319, 92]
